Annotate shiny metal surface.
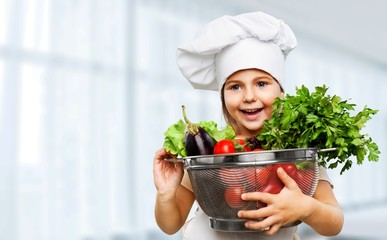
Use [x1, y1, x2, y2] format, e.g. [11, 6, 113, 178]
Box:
[209, 218, 302, 232]
[183, 148, 317, 169]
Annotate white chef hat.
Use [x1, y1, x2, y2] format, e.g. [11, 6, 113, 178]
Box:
[176, 11, 297, 91]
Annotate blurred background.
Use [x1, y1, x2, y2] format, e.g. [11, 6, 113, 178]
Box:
[0, 0, 386, 239]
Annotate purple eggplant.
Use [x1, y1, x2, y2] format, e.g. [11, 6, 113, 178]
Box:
[182, 105, 215, 156]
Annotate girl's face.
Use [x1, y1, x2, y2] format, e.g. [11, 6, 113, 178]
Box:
[223, 68, 283, 138]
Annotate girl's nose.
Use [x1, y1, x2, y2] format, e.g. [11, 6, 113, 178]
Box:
[243, 91, 257, 102]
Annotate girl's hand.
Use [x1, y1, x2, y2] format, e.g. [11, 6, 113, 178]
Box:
[153, 149, 184, 197]
[238, 167, 313, 235]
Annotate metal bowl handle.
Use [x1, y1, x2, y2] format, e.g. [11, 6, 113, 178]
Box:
[317, 148, 337, 153]
[164, 158, 185, 163]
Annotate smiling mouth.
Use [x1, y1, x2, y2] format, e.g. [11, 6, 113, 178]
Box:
[241, 108, 262, 115]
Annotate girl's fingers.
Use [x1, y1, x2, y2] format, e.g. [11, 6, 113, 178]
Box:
[263, 223, 281, 236]
[243, 216, 282, 235]
[244, 216, 277, 232]
[238, 206, 271, 219]
[241, 191, 272, 203]
[174, 161, 184, 173]
[244, 218, 268, 231]
[154, 149, 166, 163]
[155, 148, 166, 156]
[276, 167, 298, 189]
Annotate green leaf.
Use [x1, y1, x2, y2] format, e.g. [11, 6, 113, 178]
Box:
[200, 121, 236, 142]
[163, 119, 187, 157]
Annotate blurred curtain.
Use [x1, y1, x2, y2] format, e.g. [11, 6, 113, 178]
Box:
[1, 0, 133, 239]
[0, 0, 386, 240]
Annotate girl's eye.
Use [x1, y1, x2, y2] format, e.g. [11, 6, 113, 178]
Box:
[230, 84, 241, 90]
[257, 81, 268, 87]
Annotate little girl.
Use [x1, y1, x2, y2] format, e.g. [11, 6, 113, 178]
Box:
[153, 11, 343, 239]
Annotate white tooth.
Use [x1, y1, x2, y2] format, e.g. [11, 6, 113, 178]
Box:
[245, 109, 256, 113]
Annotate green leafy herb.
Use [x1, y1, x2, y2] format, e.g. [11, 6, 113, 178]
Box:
[163, 119, 235, 157]
[258, 85, 380, 174]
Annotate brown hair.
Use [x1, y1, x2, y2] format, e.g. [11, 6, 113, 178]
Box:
[220, 85, 238, 131]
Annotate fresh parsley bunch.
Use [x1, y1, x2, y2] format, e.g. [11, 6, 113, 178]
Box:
[258, 85, 380, 174]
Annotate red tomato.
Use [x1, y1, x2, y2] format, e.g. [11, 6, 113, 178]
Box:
[252, 148, 263, 151]
[224, 184, 246, 208]
[233, 139, 251, 152]
[257, 176, 284, 207]
[259, 164, 289, 195]
[255, 165, 271, 187]
[245, 165, 271, 188]
[214, 139, 236, 154]
[261, 179, 284, 194]
[273, 163, 298, 179]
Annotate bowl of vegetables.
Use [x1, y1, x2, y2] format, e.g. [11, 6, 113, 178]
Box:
[167, 148, 321, 231]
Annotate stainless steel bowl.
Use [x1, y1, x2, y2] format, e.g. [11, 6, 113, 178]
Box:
[167, 148, 322, 232]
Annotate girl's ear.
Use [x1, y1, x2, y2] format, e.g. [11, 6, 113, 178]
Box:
[280, 91, 284, 99]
